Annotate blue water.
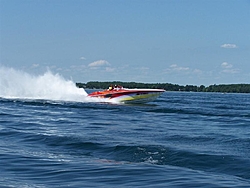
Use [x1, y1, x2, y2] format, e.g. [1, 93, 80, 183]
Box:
[1, 91, 250, 187]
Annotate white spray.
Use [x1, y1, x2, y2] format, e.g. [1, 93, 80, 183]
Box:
[0, 66, 109, 103]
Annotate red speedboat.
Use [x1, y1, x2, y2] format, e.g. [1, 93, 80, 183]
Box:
[87, 86, 165, 104]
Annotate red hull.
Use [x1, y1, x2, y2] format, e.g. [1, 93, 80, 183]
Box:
[88, 88, 165, 103]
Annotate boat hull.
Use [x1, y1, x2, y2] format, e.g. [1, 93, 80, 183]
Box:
[87, 89, 165, 103]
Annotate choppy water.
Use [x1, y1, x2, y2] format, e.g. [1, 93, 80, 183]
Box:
[1, 91, 250, 187]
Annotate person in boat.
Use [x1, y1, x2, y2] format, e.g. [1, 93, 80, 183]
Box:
[114, 85, 123, 90]
[108, 85, 114, 91]
[108, 84, 123, 91]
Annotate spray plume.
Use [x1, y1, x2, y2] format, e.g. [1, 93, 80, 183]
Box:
[0, 66, 98, 102]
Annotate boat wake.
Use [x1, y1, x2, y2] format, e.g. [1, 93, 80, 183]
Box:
[0, 66, 110, 103]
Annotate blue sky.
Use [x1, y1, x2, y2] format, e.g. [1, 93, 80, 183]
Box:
[1, 0, 249, 86]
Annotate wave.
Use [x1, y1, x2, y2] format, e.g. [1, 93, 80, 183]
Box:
[4, 123, 249, 181]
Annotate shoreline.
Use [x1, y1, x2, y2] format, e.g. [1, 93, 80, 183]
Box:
[76, 82, 250, 94]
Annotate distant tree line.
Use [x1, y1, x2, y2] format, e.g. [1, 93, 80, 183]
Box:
[76, 81, 250, 93]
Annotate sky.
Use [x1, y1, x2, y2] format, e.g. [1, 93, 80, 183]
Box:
[0, 0, 250, 86]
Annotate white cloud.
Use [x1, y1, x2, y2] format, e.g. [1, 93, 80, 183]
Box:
[222, 69, 239, 74]
[88, 60, 110, 67]
[164, 64, 203, 77]
[221, 62, 239, 73]
[170, 64, 177, 68]
[221, 62, 233, 69]
[220, 44, 238, 49]
[80, 57, 86, 60]
[169, 64, 190, 71]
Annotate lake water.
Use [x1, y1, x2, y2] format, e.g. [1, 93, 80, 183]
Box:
[1, 90, 250, 187]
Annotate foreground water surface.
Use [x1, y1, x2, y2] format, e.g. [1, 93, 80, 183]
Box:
[1, 91, 250, 187]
